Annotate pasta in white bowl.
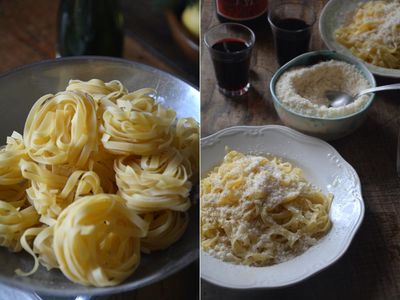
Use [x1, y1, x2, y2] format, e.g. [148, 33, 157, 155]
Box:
[320, 0, 400, 78]
[201, 150, 332, 267]
[201, 125, 364, 288]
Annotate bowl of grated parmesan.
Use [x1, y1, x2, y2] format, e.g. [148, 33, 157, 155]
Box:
[270, 50, 376, 141]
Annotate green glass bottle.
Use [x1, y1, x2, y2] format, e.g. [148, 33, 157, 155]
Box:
[57, 0, 124, 57]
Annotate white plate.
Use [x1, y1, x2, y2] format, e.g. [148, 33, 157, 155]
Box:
[319, 0, 400, 78]
[200, 125, 364, 288]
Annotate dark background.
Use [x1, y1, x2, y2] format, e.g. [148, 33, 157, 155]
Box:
[0, 0, 199, 299]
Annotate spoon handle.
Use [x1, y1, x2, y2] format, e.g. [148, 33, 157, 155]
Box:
[357, 83, 400, 98]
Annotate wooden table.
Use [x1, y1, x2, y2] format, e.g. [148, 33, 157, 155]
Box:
[201, 0, 400, 299]
[0, 0, 199, 87]
[0, 1, 199, 299]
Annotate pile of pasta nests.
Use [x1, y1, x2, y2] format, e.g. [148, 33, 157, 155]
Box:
[0, 79, 199, 287]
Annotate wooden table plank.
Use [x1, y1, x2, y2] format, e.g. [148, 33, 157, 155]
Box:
[201, 0, 400, 299]
[0, 0, 187, 78]
[120, 0, 199, 87]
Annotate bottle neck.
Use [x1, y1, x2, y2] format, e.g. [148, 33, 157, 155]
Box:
[57, 0, 124, 57]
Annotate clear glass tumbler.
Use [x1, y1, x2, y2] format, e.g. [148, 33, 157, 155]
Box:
[268, 0, 316, 66]
[204, 23, 255, 97]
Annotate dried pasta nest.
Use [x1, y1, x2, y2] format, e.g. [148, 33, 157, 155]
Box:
[0, 79, 198, 287]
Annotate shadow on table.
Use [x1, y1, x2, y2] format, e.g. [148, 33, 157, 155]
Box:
[201, 211, 391, 300]
[202, 115, 400, 300]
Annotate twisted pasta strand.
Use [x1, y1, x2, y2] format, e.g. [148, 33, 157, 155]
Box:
[173, 118, 199, 176]
[0, 202, 39, 252]
[100, 89, 176, 156]
[21, 160, 104, 225]
[53, 194, 148, 287]
[0, 132, 29, 185]
[115, 149, 192, 212]
[16, 226, 58, 276]
[24, 91, 98, 168]
[66, 79, 128, 102]
[141, 210, 189, 252]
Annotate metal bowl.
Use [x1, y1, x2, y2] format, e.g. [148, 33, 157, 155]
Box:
[0, 56, 199, 297]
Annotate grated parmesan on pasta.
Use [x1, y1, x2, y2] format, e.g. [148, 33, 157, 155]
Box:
[201, 150, 332, 267]
[335, 0, 400, 69]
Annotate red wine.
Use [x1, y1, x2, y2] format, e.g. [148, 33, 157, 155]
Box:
[216, 0, 268, 30]
[272, 18, 311, 66]
[212, 38, 249, 53]
[210, 38, 252, 93]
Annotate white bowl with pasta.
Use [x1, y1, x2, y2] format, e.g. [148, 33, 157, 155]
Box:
[320, 0, 400, 78]
[200, 125, 364, 288]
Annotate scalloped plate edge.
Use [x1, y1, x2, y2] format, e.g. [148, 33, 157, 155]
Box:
[200, 125, 365, 289]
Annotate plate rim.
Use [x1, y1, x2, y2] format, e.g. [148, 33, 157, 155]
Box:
[0, 56, 199, 296]
[0, 55, 199, 91]
[319, 0, 400, 79]
[200, 125, 365, 289]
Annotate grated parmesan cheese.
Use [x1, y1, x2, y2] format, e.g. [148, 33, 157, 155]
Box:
[201, 151, 332, 266]
[275, 60, 371, 118]
[335, 0, 400, 68]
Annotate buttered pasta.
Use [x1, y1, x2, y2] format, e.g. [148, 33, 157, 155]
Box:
[335, 1, 400, 69]
[201, 150, 331, 266]
[0, 79, 199, 287]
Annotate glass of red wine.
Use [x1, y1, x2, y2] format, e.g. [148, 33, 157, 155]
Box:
[204, 23, 255, 97]
[268, 0, 316, 66]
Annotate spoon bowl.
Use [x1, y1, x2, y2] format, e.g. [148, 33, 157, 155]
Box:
[326, 84, 400, 108]
[325, 90, 354, 108]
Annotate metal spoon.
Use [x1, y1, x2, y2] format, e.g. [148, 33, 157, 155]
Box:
[326, 83, 400, 108]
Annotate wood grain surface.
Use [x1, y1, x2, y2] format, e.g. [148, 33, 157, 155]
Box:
[0, 1, 199, 300]
[201, 0, 400, 299]
[0, 0, 198, 85]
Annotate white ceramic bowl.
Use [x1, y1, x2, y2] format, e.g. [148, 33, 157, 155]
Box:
[201, 125, 364, 289]
[269, 50, 376, 141]
[319, 0, 400, 78]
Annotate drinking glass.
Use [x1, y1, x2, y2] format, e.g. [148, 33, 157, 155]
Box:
[204, 23, 255, 97]
[268, 0, 316, 66]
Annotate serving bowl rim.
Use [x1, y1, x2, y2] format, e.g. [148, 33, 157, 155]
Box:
[269, 50, 377, 121]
